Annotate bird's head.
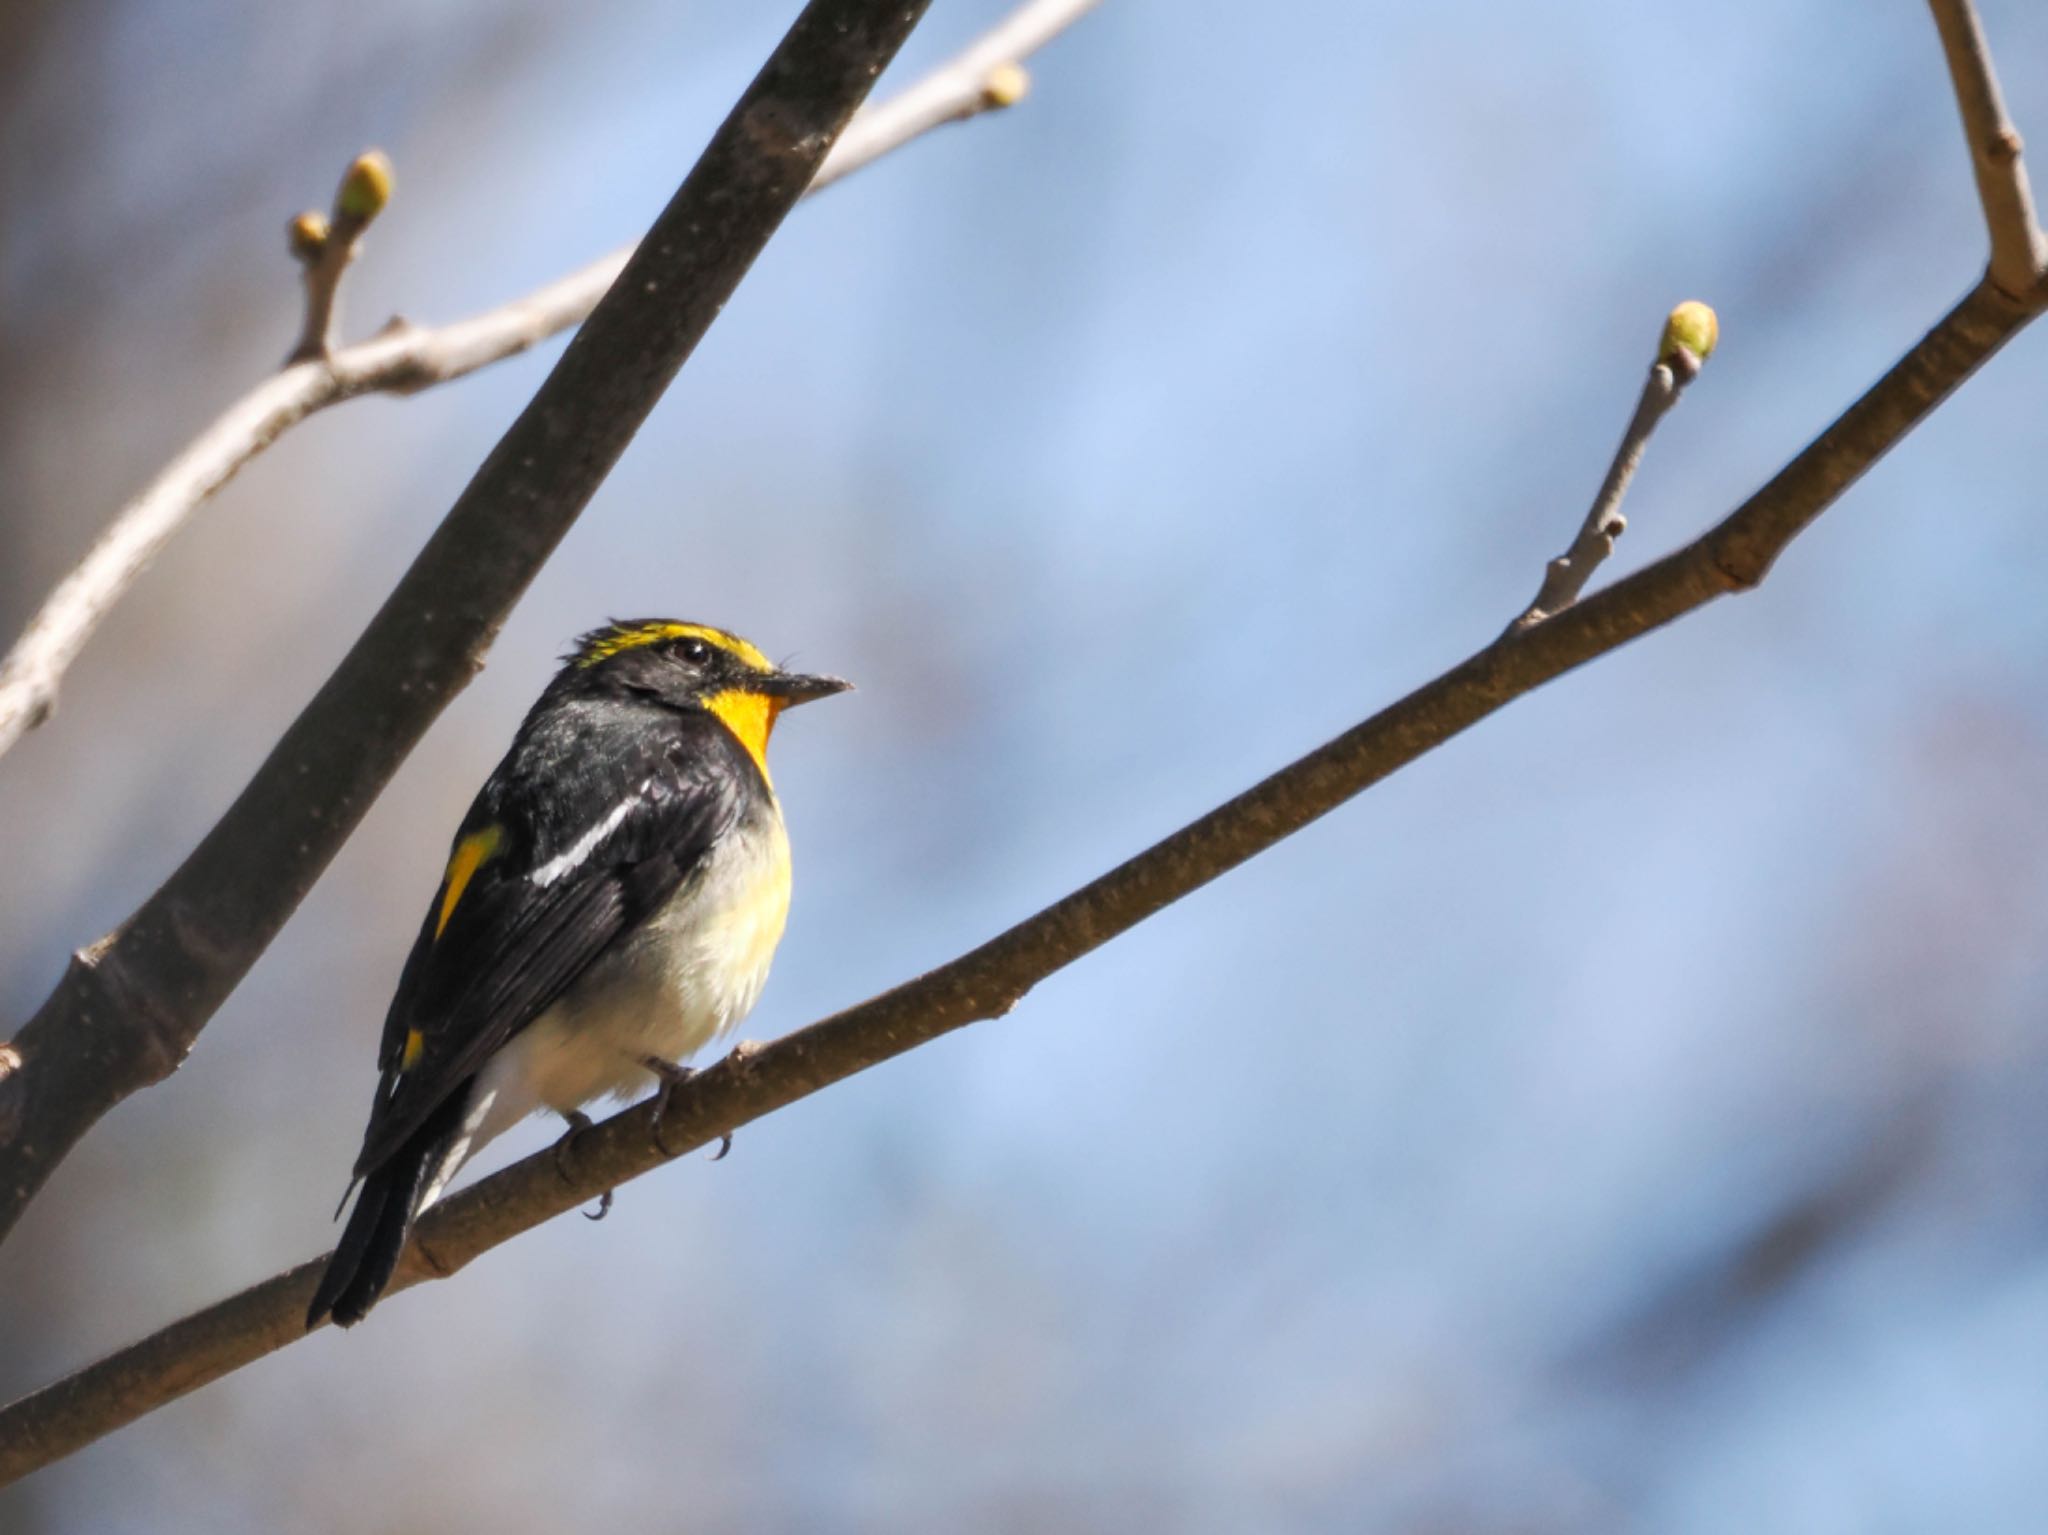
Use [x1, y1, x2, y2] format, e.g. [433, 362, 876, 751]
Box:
[560, 619, 850, 775]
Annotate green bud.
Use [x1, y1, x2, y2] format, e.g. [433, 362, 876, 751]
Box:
[338, 150, 394, 222]
[1661, 300, 1718, 364]
[981, 63, 1030, 108]
[287, 211, 329, 262]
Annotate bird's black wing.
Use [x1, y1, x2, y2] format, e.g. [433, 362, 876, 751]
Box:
[349, 711, 747, 1177]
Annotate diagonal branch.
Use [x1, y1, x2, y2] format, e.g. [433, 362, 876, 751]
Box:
[1, 273, 2037, 1484]
[1928, 0, 2048, 299]
[0, 0, 942, 1250]
[0, 0, 1102, 764]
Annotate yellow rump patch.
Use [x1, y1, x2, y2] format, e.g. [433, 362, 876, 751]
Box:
[704, 689, 782, 786]
[401, 1028, 426, 1072]
[578, 621, 771, 672]
[436, 824, 503, 940]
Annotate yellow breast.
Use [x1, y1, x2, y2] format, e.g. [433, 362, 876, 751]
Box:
[640, 805, 793, 1054]
[694, 811, 793, 1006]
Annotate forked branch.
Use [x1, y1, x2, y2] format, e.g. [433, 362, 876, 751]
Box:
[287, 150, 395, 364]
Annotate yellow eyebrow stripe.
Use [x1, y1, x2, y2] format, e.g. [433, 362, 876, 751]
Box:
[436, 825, 503, 940]
[578, 621, 771, 671]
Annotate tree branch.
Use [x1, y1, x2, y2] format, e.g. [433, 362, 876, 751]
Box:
[0, 0, 1101, 763]
[0, 0, 943, 1248]
[286, 151, 395, 364]
[2, 270, 2039, 1484]
[1928, 0, 2048, 299]
[1511, 300, 1718, 632]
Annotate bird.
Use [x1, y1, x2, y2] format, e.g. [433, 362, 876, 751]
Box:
[306, 619, 849, 1329]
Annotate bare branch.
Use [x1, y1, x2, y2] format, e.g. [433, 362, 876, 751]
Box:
[1512, 301, 1718, 631]
[1, 275, 2036, 1485]
[287, 150, 395, 364]
[0, 0, 941, 1249]
[0, 0, 1100, 764]
[1928, 0, 2048, 299]
[0, 367, 340, 745]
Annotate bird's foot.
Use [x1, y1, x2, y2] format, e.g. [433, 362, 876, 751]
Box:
[552, 1109, 614, 1220]
[639, 1056, 733, 1161]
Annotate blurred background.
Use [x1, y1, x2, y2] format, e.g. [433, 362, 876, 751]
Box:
[4, 0, 2048, 1529]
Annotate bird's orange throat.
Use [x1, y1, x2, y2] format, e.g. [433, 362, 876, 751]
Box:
[704, 690, 783, 785]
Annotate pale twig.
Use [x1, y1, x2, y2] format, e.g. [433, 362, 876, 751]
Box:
[287, 151, 394, 363]
[1928, 0, 2048, 300]
[0, 276, 2036, 1485]
[0, 0, 1101, 763]
[1511, 301, 1719, 632]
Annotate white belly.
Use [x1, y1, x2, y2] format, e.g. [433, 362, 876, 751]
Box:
[461, 810, 792, 1158]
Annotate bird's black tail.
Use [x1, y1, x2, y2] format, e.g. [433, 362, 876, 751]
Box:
[307, 1088, 471, 1330]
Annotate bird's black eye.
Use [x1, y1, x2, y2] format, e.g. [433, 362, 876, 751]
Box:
[675, 637, 713, 665]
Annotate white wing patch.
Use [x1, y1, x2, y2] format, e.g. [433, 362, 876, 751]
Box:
[528, 792, 642, 887]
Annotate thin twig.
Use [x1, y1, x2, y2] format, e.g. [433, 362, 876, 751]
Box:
[0, 275, 2035, 1486]
[0, 0, 943, 1251]
[1928, 0, 2048, 299]
[0, 0, 1101, 764]
[287, 151, 394, 364]
[1511, 301, 1718, 632]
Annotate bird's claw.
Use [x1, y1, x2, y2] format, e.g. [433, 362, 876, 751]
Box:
[641, 1055, 693, 1158]
[639, 1055, 735, 1161]
[552, 1109, 614, 1219]
[552, 1110, 595, 1181]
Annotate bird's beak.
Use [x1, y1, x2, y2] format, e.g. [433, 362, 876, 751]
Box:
[761, 671, 853, 707]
